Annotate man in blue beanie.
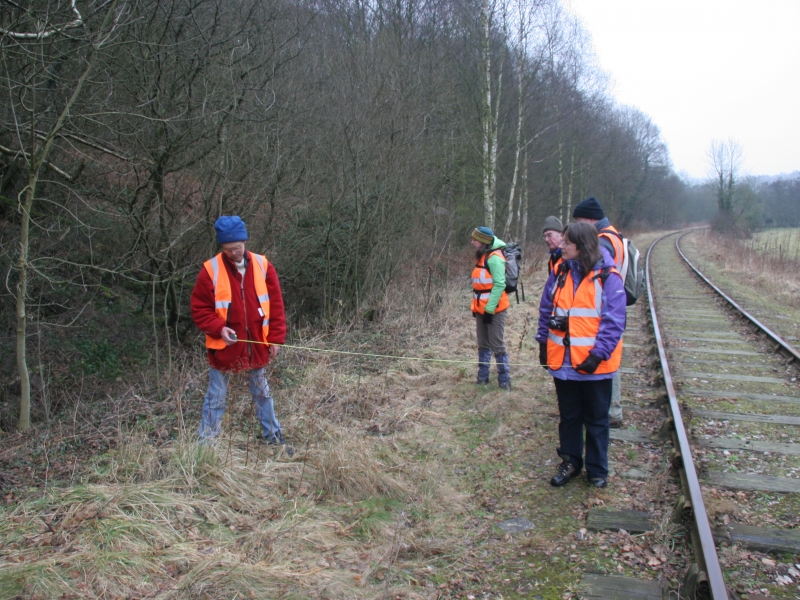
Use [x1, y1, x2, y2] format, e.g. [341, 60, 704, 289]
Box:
[191, 215, 292, 454]
[573, 197, 625, 428]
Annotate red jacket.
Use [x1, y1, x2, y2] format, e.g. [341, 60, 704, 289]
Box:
[191, 251, 287, 372]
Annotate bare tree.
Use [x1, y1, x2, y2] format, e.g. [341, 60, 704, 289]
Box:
[1, 0, 122, 430]
[707, 138, 744, 214]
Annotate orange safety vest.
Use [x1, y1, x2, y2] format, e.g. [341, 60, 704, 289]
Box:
[202, 252, 271, 350]
[548, 254, 563, 275]
[471, 250, 510, 314]
[599, 225, 625, 271]
[546, 266, 623, 374]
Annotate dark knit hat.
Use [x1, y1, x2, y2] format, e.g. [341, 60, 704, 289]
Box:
[471, 226, 494, 245]
[542, 215, 564, 234]
[573, 197, 605, 220]
[215, 215, 249, 244]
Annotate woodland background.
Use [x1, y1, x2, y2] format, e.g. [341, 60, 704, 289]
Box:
[1, 0, 799, 431]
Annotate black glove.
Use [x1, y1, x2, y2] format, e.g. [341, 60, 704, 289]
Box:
[539, 342, 548, 367]
[472, 311, 478, 318]
[575, 354, 602, 374]
[482, 312, 493, 325]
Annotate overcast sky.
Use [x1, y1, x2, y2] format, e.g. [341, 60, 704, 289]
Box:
[566, 0, 800, 180]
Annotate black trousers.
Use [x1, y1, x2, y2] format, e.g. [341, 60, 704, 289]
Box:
[554, 378, 612, 479]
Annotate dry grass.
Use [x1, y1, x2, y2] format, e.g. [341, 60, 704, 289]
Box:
[0, 266, 495, 599]
[315, 437, 409, 502]
[5, 237, 734, 599]
[702, 229, 800, 308]
[747, 228, 800, 262]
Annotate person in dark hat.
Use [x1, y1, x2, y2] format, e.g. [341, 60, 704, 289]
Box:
[573, 197, 625, 428]
[470, 226, 512, 390]
[542, 215, 564, 275]
[191, 215, 292, 454]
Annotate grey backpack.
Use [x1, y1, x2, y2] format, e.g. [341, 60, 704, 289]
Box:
[502, 242, 522, 294]
[610, 232, 644, 306]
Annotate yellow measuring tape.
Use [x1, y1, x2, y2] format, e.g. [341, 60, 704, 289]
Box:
[233, 338, 543, 367]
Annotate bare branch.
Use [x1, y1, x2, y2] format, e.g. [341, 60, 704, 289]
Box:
[0, 0, 83, 40]
[0, 143, 84, 182]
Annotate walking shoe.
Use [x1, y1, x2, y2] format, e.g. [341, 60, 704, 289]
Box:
[608, 418, 623, 429]
[550, 461, 578, 487]
[476, 378, 490, 385]
[589, 477, 607, 488]
[261, 432, 295, 457]
[499, 381, 512, 391]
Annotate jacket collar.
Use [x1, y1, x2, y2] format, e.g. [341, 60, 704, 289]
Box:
[594, 217, 611, 230]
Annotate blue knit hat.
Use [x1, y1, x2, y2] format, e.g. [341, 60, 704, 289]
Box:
[471, 226, 494, 245]
[214, 215, 249, 244]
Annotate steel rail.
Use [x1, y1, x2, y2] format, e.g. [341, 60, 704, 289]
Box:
[646, 232, 729, 600]
[676, 231, 800, 365]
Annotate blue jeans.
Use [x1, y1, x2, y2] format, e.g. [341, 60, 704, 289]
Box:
[554, 378, 612, 479]
[198, 367, 282, 440]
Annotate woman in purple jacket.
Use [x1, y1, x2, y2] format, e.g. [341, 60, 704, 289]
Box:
[536, 222, 627, 488]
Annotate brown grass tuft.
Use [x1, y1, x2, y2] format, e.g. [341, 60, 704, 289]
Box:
[314, 437, 409, 502]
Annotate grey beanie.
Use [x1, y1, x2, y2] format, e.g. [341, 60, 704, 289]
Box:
[542, 215, 564, 234]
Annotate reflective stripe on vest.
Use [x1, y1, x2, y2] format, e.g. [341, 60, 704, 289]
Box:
[470, 249, 510, 314]
[546, 267, 623, 374]
[202, 252, 271, 350]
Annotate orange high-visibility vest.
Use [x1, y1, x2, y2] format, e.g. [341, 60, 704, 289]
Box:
[548, 254, 563, 275]
[471, 250, 510, 314]
[546, 266, 623, 374]
[202, 252, 271, 350]
[599, 225, 625, 271]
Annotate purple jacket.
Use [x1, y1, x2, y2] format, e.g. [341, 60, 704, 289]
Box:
[535, 247, 626, 380]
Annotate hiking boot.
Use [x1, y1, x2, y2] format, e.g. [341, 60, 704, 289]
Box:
[476, 378, 490, 385]
[589, 477, 607, 488]
[550, 461, 578, 487]
[499, 381, 512, 391]
[608, 418, 623, 429]
[261, 432, 295, 457]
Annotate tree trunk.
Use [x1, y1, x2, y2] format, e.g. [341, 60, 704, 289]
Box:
[481, 0, 494, 228]
[12, 1, 119, 430]
[504, 49, 525, 238]
[15, 176, 37, 430]
[556, 126, 564, 220]
[566, 140, 576, 221]
[520, 144, 529, 246]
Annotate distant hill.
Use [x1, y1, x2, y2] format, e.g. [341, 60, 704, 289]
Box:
[685, 171, 800, 187]
[751, 171, 800, 185]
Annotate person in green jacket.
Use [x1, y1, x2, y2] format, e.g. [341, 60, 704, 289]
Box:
[470, 226, 511, 390]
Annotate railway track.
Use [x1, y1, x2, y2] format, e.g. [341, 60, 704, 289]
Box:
[579, 230, 800, 600]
